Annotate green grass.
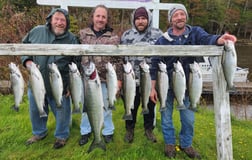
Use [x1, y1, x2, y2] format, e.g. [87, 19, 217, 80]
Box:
[0, 94, 252, 160]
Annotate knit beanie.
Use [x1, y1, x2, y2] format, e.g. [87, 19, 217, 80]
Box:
[134, 7, 148, 21]
[168, 4, 188, 23]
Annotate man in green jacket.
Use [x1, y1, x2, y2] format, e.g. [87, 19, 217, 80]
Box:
[21, 8, 79, 149]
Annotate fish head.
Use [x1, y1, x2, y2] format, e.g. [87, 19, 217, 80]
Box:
[224, 40, 236, 57]
[48, 63, 58, 73]
[190, 61, 202, 74]
[224, 40, 234, 51]
[83, 61, 96, 77]
[105, 62, 112, 70]
[173, 61, 183, 72]
[123, 61, 133, 74]
[158, 62, 167, 72]
[8, 62, 18, 73]
[69, 62, 78, 73]
[28, 62, 38, 72]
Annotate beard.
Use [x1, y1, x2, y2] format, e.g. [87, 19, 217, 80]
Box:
[172, 20, 186, 30]
[51, 26, 66, 36]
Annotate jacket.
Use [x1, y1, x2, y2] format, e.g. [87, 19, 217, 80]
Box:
[79, 27, 123, 81]
[21, 24, 79, 97]
[150, 24, 221, 88]
[120, 7, 163, 85]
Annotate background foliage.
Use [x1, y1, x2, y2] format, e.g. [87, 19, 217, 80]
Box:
[0, 0, 251, 43]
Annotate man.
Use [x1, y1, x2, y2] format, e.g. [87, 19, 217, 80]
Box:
[150, 4, 237, 159]
[121, 7, 163, 143]
[78, 5, 123, 146]
[21, 8, 79, 149]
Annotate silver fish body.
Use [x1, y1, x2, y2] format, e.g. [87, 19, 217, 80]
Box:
[123, 61, 136, 120]
[172, 61, 186, 110]
[139, 60, 151, 114]
[69, 62, 83, 113]
[106, 62, 118, 110]
[29, 62, 47, 117]
[9, 62, 24, 111]
[189, 61, 203, 111]
[48, 63, 63, 108]
[83, 62, 105, 153]
[157, 62, 169, 112]
[222, 40, 237, 92]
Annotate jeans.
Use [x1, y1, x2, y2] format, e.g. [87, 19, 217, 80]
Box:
[125, 86, 156, 130]
[27, 88, 71, 139]
[80, 82, 114, 136]
[161, 88, 194, 148]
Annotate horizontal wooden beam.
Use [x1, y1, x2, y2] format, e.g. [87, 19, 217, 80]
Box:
[0, 44, 223, 56]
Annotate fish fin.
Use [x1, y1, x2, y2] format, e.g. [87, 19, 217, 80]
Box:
[87, 140, 106, 153]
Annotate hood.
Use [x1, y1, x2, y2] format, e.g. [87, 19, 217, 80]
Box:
[46, 8, 70, 31]
[131, 7, 153, 33]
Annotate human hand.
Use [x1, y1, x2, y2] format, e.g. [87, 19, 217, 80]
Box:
[116, 80, 122, 98]
[217, 33, 237, 45]
[25, 60, 34, 71]
[150, 88, 158, 104]
[65, 90, 71, 97]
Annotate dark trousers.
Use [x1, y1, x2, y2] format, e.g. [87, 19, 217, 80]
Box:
[125, 86, 156, 130]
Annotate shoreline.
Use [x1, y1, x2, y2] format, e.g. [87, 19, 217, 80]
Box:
[236, 39, 252, 46]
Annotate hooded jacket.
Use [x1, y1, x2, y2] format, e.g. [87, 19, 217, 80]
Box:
[120, 7, 163, 85]
[150, 24, 221, 89]
[21, 8, 80, 97]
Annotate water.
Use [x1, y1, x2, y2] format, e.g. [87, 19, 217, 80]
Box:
[236, 45, 252, 81]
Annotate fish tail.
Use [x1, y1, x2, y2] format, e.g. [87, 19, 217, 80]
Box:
[159, 106, 166, 112]
[39, 110, 48, 118]
[11, 105, 19, 112]
[189, 105, 198, 112]
[108, 104, 116, 110]
[56, 99, 63, 108]
[87, 140, 106, 153]
[227, 85, 236, 93]
[123, 114, 133, 120]
[72, 107, 81, 114]
[141, 107, 149, 115]
[176, 104, 187, 110]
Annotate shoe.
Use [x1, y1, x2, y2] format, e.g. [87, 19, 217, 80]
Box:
[144, 129, 157, 143]
[103, 134, 113, 143]
[124, 128, 134, 143]
[164, 144, 176, 158]
[26, 134, 47, 145]
[53, 138, 66, 149]
[180, 146, 201, 159]
[79, 133, 91, 146]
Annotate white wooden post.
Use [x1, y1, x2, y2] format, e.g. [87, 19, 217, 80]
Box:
[210, 56, 233, 160]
